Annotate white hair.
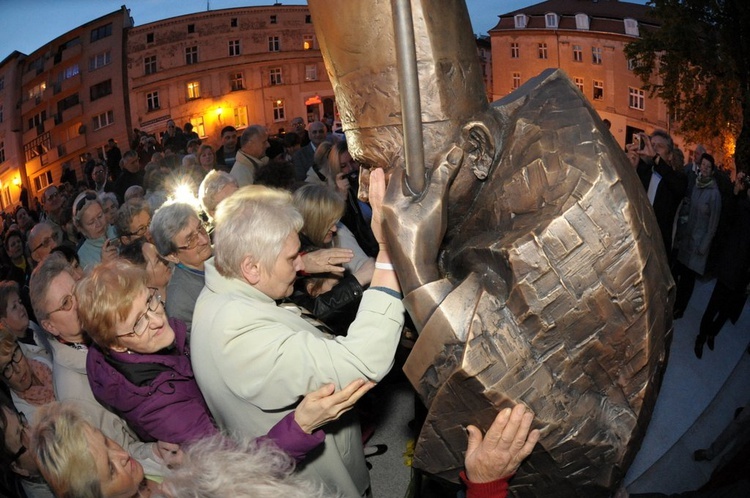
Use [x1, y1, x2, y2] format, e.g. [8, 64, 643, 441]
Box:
[213, 185, 302, 279]
[156, 435, 336, 498]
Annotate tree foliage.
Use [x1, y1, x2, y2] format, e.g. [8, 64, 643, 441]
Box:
[625, 0, 750, 170]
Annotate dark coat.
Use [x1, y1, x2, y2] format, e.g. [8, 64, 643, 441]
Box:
[636, 156, 688, 255]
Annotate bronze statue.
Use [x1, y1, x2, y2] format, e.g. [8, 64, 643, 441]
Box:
[309, 0, 673, 495]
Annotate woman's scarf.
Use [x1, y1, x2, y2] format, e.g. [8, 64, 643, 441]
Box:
[15, 359, 55, 406]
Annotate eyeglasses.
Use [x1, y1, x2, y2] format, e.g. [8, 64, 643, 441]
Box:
[116, 288, 163, 339]
[122, 224, 149, 239]
[176, 222, 209, 252]
[10, 412, 28, 464]
[31, 235, 56, 254]
[44, 190, 59, 203]
[74, 192, 98, 215]
[48, 294, 75, 316]
[2, 345, 23, 380]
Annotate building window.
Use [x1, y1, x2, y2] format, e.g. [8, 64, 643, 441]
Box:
[574, 77, 584, 93]
[144, 55, 157, 75]
[510, 42, 519, 58]
[576, 14, 590, 30]
[273, 99, 285, 121]
[0, 76, 4, 90]
[592, 47, 602, 65]
[64, 64, 79, 79]
[147, 91, 160, 111]
[90, 23, 112, 42]
[538, 43, 548, 59]
[93, 110, 114, 130]
[268, 36, 280, 52]
[303, 35, 314, 50]
[305, 64, 317, 81]
[28, 82, 46, 101]
[270, 15, 277, 24]
[89, 50, 111, 71]
[624, 18, 639, 36]
[573, 45, 582, 62]
[629, 87, 645, 110]
[231, 18, 238, 27]
[0, 104, 3, 124]
[229, 40, 241, 57]
[185, 46, 198, 65]
[545, 13, 558, 28]
[269, 67, 283, 86]
[593, 80, 604, 100]
[234, 106, 248, 129]
[305, 15, 312, 23]
[230, 72, 245, 91]
[0, 142, 5, 164]
[89, 80, 112, 101]
[514, 14, 527, 28]
[187, 81, 200, 99]
[512, 72, 521, 90]
[58, 93, 79, 112]
[190, 116, 206, 137]
[28, 111, 46, 131]
[67, 121, 82, 140]
[146, 33, 154, 44]
[187, 24, 195, 34]
[33, 171, 54, 191]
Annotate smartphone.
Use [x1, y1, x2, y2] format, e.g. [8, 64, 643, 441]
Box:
[633, 134, 642, 150]
[107, 237, 121, 249]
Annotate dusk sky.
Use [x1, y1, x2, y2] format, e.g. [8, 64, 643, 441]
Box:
[0, 0, 542, 62]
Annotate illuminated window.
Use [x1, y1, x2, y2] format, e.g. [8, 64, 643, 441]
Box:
[574, 77, 584, 93]
[187, 81, 200, 99]
[234, 106, 248, 129]
[510, 42, 519, 58]
[273, 99, 285, 121]
[64, 64, 79, 79]
[186, 46, 198, 65]
[593, 80, 603, 100]
[190, 116, 206, 137]
[303, 35, 314, 50]
[230, 72, 244, 91]
[28, 82, 46, 101]
[629, 87, 645, 110]
[269, 67, 283, 86]
[229, 40, 241, 57]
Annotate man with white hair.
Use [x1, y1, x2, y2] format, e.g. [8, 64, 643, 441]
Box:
[292, 120, 327, 181]
[191, 181, 404, 497]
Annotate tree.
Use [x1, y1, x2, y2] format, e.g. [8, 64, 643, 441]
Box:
[625, 0, 750, 171]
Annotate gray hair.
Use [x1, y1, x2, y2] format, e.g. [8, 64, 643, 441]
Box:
[157, 435, 332, 498]
[151, 201, 199, 256]
[114, 198, 151, 238]
[27, 221, 63, 254]
[199, 170, 239, 219]
[124, 185, 145, 202]
[240, 124, 266, 148]
[214, 185, 302, 279]
[97, 191, 118, 210]
[650, 129, 675, 154]
[29, 252, 75, 323]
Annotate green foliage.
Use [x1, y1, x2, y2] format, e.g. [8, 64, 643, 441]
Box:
[625, 0, 750, 168]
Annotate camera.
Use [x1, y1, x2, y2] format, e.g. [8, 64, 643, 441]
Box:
[633, 134, 646, 151]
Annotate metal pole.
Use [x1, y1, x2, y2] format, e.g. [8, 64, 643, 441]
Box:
[391, 0, 425, 195]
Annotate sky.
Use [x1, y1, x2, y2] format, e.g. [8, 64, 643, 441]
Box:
[0, 0, 540, 62]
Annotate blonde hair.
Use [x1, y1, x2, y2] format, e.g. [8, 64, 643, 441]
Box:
[75, 259, 148, 349]
[31, 403, 101, 498]
[292, 184, 345, 247]
[214, 185, 303, 279]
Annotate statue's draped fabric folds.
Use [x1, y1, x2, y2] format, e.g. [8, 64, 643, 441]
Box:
[309, 1, 673, 495]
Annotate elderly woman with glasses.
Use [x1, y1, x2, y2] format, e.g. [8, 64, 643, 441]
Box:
[72, 190, 118, 270]
[76, 259, 374, 457]
[0, 329, 54, 421]
[150, 202, 212, 335]
[114, 198, 152, 246]
[119, 238, 173, 302]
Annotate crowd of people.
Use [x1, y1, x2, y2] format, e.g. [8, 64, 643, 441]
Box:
[0, 118, 540, 498]
[625, 131, 750, 360]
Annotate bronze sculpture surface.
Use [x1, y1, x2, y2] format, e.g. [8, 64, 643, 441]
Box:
[309, 1, 674, 495]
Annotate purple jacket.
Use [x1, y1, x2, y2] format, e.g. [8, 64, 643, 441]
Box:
[86, 318, 323, 459]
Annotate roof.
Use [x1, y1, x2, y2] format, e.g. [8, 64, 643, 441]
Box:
[490, 0, 659, 34]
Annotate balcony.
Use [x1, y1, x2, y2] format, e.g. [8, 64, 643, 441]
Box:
[61, 72, 81, 93]
[21, 95, 43, 115]
[62, 102, 83, 123]
[64, 132, 87, 156]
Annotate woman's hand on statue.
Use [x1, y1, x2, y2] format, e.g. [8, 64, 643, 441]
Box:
[301, 248, 353, 275]
[293, 379, 376, 434]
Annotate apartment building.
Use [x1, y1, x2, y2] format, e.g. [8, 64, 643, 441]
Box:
[490, 0, 665, 148]
[0, 52, 25, 210]
[18, 6, 132, 203]
[127, 5, 333, 143]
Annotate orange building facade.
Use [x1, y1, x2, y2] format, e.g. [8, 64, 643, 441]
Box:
[126, 6, 333, 144]
[490, 0, 671, 150]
